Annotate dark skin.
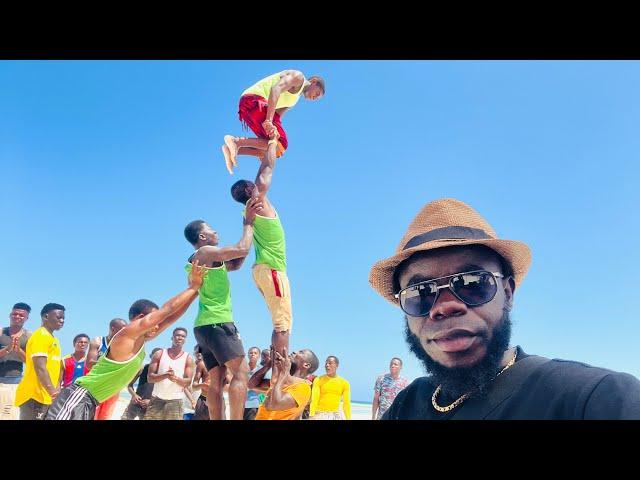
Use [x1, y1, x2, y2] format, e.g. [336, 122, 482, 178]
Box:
[397, 246, 516, 371]
[58, 336, 89, 388]
[33, 309, 65, 400]
[87, 319, 127, 369]
[261, 347, 314, 412]
[239, 137, 290, 354]
[189, 197, 263, 272]
[147, 330, 195, 388]
[191, 353, 210, 399]
[104, 262, 207, 365]
[127, 349, 160, 409]
[0, 308, 30, 362]
[223, 70, 324, 168]
[188, 201, 262, 420]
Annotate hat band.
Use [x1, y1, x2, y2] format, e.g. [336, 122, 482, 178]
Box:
[403, 226, 492, 250]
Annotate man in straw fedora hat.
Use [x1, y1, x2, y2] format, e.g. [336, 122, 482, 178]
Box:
[369, 198, 640, 419]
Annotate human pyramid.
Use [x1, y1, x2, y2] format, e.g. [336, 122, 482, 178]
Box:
[45, 69, 328, 420]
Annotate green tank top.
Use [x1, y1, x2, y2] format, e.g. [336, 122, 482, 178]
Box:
[253, 212, 287, 272]
[186, 262, 233, 327]
[76, 340, 145, 403]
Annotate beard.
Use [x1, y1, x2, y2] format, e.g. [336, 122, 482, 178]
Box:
[404, 309, 512, 401]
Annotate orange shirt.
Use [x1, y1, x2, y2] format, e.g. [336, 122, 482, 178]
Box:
[255, 381, 311, 420]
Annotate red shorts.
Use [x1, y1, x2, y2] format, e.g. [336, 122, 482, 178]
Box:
[238, 94, 288, 157]
[94, 393, 119, 420]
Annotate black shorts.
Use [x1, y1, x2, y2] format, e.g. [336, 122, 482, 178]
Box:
[193, 396, 209, 420]
[45, 384, 99, 420]
[244, 407, 258, 420]
[19, 399, 49, 420]
[194, 323, 245, 370]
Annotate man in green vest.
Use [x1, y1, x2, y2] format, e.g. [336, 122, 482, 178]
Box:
[45, 261, 207, 420]
[221, 69, 325, 174]
[230, 135, 292, 357]
[183, 197, 263, 420]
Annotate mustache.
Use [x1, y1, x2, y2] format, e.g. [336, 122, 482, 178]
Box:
[403, 309, 512, 399]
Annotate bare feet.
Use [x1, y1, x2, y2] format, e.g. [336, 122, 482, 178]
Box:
[224, 135, 238, 166]
[222, 145, 234, 174]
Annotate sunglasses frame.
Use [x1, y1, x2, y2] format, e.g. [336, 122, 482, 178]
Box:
[394, 270, 504, 317]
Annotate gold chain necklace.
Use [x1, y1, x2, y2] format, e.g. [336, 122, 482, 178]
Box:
[431, 349, 518, 413]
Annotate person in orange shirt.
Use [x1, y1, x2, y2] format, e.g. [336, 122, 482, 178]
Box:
[250, 346, 318, 420]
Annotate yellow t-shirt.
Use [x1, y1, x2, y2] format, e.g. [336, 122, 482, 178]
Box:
[14, 327, 61, 406]
[310, 375, 351, 419]
[255, 381, 311, 420]
[242, 71, 306, 110]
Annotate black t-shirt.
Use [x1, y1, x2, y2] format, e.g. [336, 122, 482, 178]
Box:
[135, 364, 154, 399]
[382, 346, 640, 420]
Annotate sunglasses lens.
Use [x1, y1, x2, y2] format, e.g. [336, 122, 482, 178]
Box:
[451, 271, 498, 305]
[400, 282, 438, 316]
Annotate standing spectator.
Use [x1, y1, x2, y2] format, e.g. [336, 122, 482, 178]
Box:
[121, 348, 161, 420]
[14, 303, 64, 419]
[60, 334, 90, 388]
[0, 302, 32, 419]
[372, 358, 409, 420]
[309, 356, 351, 420]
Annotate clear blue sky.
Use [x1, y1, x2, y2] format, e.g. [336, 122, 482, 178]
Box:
[2, 60, 639, 402]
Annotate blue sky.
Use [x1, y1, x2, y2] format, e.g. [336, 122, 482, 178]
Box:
[2, 60, 639, 402]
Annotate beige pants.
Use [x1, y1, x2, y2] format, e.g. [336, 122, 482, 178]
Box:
[0, 383, 20, 420]
[252, 264, 292, 332]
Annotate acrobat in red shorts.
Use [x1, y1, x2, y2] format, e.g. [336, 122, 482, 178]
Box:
[238, 94, 288, 158]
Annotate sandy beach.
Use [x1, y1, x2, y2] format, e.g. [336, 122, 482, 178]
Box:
[111, 393, 372, 420]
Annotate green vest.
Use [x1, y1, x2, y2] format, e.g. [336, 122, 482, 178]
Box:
[186, 262, 233, 327]
[76, 344, 145, 403]
[253, 212, 287, 272]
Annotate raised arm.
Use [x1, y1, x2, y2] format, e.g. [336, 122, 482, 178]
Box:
[263, 349, 298, 411]
[254, 136, 279, 197]
[127, 261, 207, 339]
[247, 359, 272, 393]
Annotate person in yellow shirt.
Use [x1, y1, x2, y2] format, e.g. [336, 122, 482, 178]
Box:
[250, 346, 319, 420]
[14, 303, 65, 420]
[221, 69, 325, 174]
[309, 355, 351, 420]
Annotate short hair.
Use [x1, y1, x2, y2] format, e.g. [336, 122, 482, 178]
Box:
[184, 220, 206, 246]
[303, 349, 320, 374]
[308, 75, 325, 93]
[248, 346, 260, 354]
[73, 334, 90, 344]
[391, 357, 403, 366]
[173, 327, 188, 336]
[327, 355, 339, 365]
[13, 302, 31, 313]
[41, 303, 65, 317]
[128, 299, 159, 320]
[110, 318, 127, 329]
[230, 180, 252, 205]
[151, 347, 162, 357]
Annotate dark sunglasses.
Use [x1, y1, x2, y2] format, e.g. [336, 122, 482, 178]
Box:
[395, 270, 504, 317]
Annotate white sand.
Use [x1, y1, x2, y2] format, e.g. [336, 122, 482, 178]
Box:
[110, 394, 372, 420]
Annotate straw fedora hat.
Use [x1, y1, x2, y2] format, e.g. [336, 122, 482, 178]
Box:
[369, 198, 532, 306]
